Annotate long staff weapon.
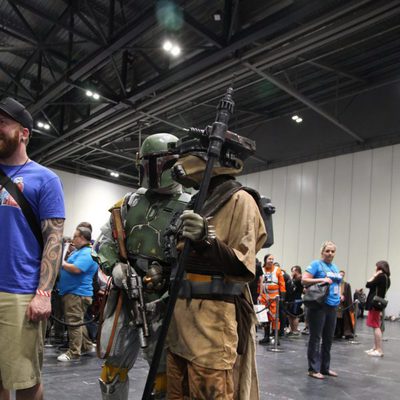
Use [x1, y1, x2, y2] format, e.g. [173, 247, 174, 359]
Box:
[142, 87, 235, 399]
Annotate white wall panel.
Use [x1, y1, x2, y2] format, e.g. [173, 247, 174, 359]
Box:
[387, 144, 400, 315]
[314, 158, 335, 256]
[258, 167, 287, 264]
[331, 154, 353, 275]
[258, 169, 273, 199]
[367, 147, 392, 278]
[298, 162, 318, 267]
[244, 172, 260, 192]
[347, 151, 372, 286]
[281, 164, 302, 268]
[244, 144, 398, 316]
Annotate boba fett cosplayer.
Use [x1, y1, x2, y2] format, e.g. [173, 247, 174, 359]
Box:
[93, 133, 190, 400]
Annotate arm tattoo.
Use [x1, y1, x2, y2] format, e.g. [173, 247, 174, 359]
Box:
[38, 218, 64, 291]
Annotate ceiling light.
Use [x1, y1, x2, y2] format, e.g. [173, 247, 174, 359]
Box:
[110, 171, 119, 178]
[170, 45, 181, 57]
[43, 123, 50, 130]
[163, 40, 173, 52]
[292, 115, 299, 120]
[213, 11, 222, 21]
[37, 121, 44, 128]
[295, 118, 303, 123]
[86, 90, 93, 97]
[92, 93, 100, 100]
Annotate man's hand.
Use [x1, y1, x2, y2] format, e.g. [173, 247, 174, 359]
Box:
[26, 295, 51, 321]
[180, 210, 205, 241]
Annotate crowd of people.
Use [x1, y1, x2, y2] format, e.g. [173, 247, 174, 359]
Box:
[0, 96, 393, 400]
[253, 243, 391, 381]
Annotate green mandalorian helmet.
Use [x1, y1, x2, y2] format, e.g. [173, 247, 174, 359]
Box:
[136, 133, 179, 190]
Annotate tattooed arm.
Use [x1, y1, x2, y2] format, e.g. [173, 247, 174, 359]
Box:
[26, 218, 64, 322]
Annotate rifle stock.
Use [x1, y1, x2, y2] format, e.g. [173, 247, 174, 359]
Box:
[111, 207, 150, 348]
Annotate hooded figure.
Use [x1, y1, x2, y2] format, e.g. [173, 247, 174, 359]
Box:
[166, 128, 267, 400]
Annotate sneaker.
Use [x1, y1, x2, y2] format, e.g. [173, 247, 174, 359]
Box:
[364, 348, 375, 354]
[81, 345, 96, 356]
[57, 353, 72, 362]
[301, 328, 309, 335]
[367, 350, 383, 357]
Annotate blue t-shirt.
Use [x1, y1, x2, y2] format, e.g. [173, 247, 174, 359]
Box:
[306, 260, 342, 306]
[58, 246, 98, 297]
[0, 161, 65, 294]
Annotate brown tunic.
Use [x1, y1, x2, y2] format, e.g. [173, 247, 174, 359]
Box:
[167, 189, 266, 370]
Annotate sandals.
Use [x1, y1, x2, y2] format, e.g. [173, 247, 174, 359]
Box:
[367, 350, 383, 357]
[308, 371, 325, 379]
[322, 370, 338, 377]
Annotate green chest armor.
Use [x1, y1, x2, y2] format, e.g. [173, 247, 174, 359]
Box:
[125, 188, 190, 265]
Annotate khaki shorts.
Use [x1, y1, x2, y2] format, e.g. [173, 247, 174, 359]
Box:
[0, 292, 46, 390]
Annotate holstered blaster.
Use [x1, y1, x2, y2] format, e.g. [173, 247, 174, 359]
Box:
[111, 207, 150, 348]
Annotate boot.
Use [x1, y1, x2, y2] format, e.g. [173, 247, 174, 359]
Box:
[259, 324, 270, 345]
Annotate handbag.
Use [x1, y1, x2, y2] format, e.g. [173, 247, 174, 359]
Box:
[371, 295, 388, 311]
[371, 275, 388, 311]
[254, 304, 269, 324]
[303, 282, 329, 308]
[303, 262, 331, 308]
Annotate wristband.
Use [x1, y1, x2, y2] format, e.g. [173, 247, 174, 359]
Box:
[36, 289, 52, 297]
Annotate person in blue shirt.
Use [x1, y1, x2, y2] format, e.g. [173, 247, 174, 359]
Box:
[0, 97, 65, 400]
[57, 225, 98, 362]
[302, 240, 342, 379]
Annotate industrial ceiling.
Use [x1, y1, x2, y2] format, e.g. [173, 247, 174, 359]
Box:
[1, 0, 400, 187]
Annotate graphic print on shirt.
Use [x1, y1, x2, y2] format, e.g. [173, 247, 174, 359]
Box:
[0, 176, 24, 208]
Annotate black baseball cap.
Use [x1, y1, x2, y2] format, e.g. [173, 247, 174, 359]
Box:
[0, 97, 33, 135]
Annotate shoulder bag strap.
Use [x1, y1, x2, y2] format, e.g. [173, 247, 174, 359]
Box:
[0, 168, 44, 249]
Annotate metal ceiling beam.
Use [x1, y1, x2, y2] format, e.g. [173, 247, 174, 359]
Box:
[28, 6, 156, 116]
[11, 0, 101, 45]
[68, 141, 134, 162]
[0, 63, 34, 100]
[136, 50, 163, 75]
[242, 61, 364, 143]
[40, 104, 186, 166]
[30, 0, 367, 160]
[53, 161, 137, 186]
[183, 11, 225, 48]
[6, 0, 62, 76]
[124, 0, 376, 107]
[73, 160, 138, 181]
[34, 0, 389, 167]
[302, 59, 367, 83]
[224, 0, 239, 44]
[0, 22, 72, 67]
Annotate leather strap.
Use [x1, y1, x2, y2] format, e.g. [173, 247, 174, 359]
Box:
[0, 167, 43, 249]
[97, 287, 123, 360]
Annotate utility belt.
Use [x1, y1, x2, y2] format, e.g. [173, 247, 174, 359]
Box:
[178, 275, 245, 301]
[179, 273, 252, 356]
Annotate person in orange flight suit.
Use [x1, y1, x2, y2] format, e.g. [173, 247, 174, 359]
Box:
[258, 254, 286, 344]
